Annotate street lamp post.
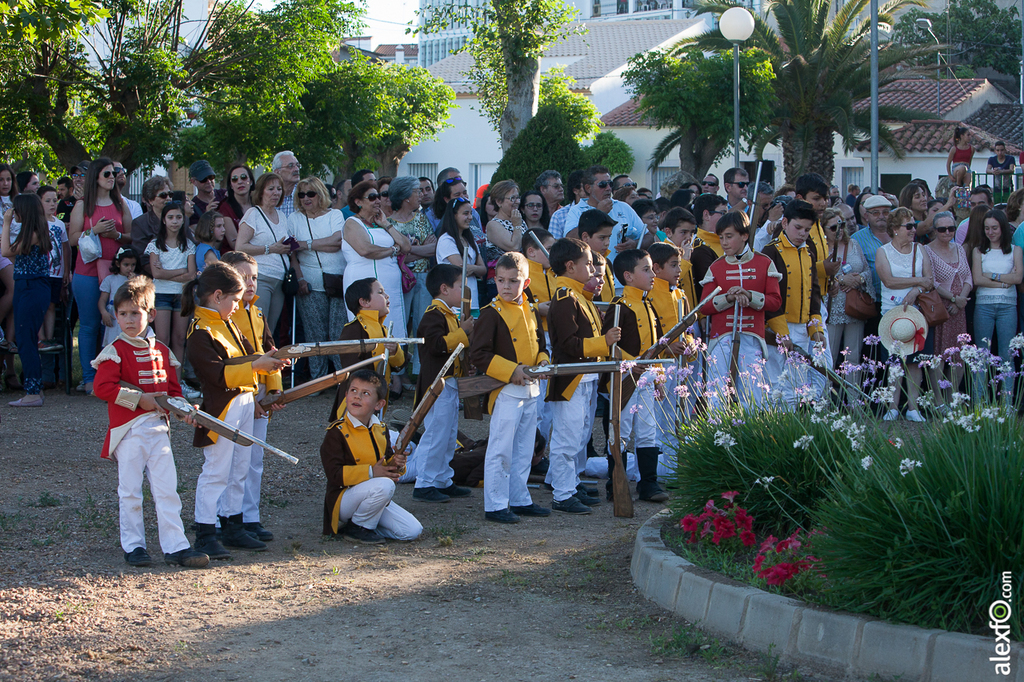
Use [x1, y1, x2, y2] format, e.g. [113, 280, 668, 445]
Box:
[720, 7, 755, 169]
[916, 18, 941, 117]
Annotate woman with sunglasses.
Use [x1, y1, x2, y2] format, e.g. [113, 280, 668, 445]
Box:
[377, 177, 393, 218]
[876, 207, 936, 421]
[68, 157, 134, 395]
[925, 210, 972, 407]
[342, 180, 412, 342]
[130, 175, 174, 271]
[821, 207, 870, 380]
[216, 164, 255, 251]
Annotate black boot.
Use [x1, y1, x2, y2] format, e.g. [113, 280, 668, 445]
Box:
[220, 514, 268, 551]
[194, 523, 231, 560]
[636, 447, 669, 502]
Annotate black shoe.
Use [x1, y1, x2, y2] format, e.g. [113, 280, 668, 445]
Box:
[638, 485, 669, 503]
[221, 514, 268, 551]
[341, 522, 386, 544]
[195, 523, 231, 560]
[551, 497, 593, 515]
[574, 491, 601, 506]
[509, 503, 550, 517]
[576, 483, 599, 498]
[242, 522, 274, 542]
[412, 487, 451, 503]
[124, 547, 152, 567]
[485, 508, 520, 524]
[164, 547, 210, 568]
[437, 483, 471, 498]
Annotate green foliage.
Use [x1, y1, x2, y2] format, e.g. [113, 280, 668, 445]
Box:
[893, 0, 1021, 79]
[684, 0, 937, 182]
[583, 132, 634, 175]
[814, 410, 1023, 639]
[490, 104, 588, 193]
[623, 47, 775, 177]
[0, 0, 106, 43]
[539, 67, 600, 142]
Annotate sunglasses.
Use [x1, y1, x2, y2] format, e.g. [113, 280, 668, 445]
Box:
[113, 167, 125, 175]
[901, 222, 916, 230]
[101, 170, 115, 178]
[619, 182, 637, 188]
[595, 181, 612, 188]
[380, 191, 389, 198]
[71, 173, 84, 179]
[296, 191, 318, 199]
[711, 209, 728, 216]
[732, 181, 750, 188]
[703, 181, 718, 187]
[156, 191, 173, 199]
[282, 162, 301, 170]
[443, 176, 464, 184]
[364, 193, 381, 201]
[199, 175, 216, 182]
[230, 175, 249, 183]
[826, 221, 844, 231]
[934, 226, 956, 233]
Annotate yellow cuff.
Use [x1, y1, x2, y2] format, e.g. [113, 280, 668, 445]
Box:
[390, 347, 405, 368]
[486, 356, 519, 383]
[224, 362, 257, 390]
[265, 371, 283, 393]
[767, 317, 789, 338]
[582, 336, 610, 359]
[808, 316, 824, 335]
[342, 465, 372, 488]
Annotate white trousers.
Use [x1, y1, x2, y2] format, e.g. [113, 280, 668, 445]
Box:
[549, 379, 597, 502]
[610, 385, 657, 457]
[240, 412, 268, 523]
[706, 334, 769, 411]
[484, 390, 538, 512]
[196, 393, 254, 524]
[584, 452, 640, 481]
[112, 415, 190, 554]
[339, 478, 422, 540]
[765, 323, 828, 409]
[414, 381, 459, 490]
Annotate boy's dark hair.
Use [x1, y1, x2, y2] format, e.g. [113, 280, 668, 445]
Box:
[181, 262, 244, 318]
[795, 173, 829, 199]
[692, 193, 727, 226]
[113, 275, 155, 312]
[590, 249, 605, 268]
[655, 197, 671, 213]
[495, 251, 529, 278]
[37, 184, 57, 198]
[351, 169, 374, 185]
[577, 208, 616, 238]
[612, 248, 649, 286]
[715, 210, 751, 237]
[522, 228, 553, 256]
[631, 198, 657, 219]
[427, 263, 462, 297]
[345, 277, 378, 315]
[661, 207, 696, 232]
[548, 238, 589, 276]
[783, 199, 819, 223]
[647, 241, 680, 267]
[348, 368, 387, 401]
[220, 250, 257, 268]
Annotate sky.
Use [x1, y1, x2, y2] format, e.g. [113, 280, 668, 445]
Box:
[360, 0, 420, 47]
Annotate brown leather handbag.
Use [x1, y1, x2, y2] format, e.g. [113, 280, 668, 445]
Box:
[913, 244, 949, 326]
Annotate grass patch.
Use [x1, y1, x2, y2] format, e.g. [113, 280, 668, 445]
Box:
[425, 518, 474, 545]
[0, 511, 26, 531]
[649, 622, 729, 663]
[494, 569, 529, 589]
[35, 491, 61, 508]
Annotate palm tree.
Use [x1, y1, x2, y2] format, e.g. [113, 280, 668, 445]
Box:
[681, 0, 936, 183]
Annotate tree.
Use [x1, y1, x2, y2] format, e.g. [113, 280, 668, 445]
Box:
[0, 0, 106, 44]
[684, 0, 936, 183]
[420, 0, 584, 152]
[892, 0, 1021, 80]
[622, 47, 775, 181]
[584, 132, 635, 175]
[2, 0, 359, 172]
[490, 104, 588, 193]
[539, 67, 600, 142]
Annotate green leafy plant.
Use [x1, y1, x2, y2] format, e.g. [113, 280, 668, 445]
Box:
[490, 104, 588, 192]
[583, 132, 635, 176]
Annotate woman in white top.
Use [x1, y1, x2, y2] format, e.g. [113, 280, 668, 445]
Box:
[235, 172, 302, 335]
[875, 207, 935, 422]
[436, 197, 487, 310]
[971, 209, 1022, 365]
[287, 177, 346, 379]
[341, 180, 412, 339]
[484, 180, 525, 258]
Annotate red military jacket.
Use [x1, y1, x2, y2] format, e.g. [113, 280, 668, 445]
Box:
[92, 333, 184, 459]
[699, 247, 782, 353]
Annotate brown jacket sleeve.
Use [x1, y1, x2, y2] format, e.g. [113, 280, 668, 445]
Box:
[186, 328, 256, 448]
[468, 307, 501, 376]
[547, 295, 587, 361]
[691, 245, 718, 301]
[601, 300, 641, 358]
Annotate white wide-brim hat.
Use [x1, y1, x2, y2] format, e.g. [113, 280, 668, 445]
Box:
[879, 306, 928, 357]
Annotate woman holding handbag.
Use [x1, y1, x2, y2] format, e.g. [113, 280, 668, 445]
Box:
[927, 210, 973, 407]
[876, 207, 936, 422]
[235, 172, 302, 337]
[822, 208, 871, 384]
[67, 158, 134, 395]
[287, 177, 346, 379]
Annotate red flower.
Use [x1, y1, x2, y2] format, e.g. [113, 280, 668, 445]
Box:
[753, 554, 765, 572]
[680, 515, 698, 532]
[734, 508, 753, 531]
[740, 529, 756, 547]
[759, 535, 777, 553]
[775, 538, 792, 552]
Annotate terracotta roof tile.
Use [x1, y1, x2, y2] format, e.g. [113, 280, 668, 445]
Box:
[965, 102, 1022, 145]
[601, 98, 649, 127]
[853, 78, 989, 116]
[375, 43, 419, 58]
[853, 120, 1020, 155]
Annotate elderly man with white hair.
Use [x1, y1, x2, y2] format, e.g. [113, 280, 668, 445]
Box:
[272, 151, 302, 216]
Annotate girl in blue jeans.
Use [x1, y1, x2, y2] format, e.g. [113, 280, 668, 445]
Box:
[971, 209, 1023, 396]
[1, 195, 52, 406]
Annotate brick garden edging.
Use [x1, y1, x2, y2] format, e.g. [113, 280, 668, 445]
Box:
[631, 510, 1023, 682]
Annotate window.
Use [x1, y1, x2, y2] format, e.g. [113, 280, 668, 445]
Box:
[592, 0, 601, 16]
[407, 163, 438, 184]
[841, 166, 864, 194]
[470, 163, 499, 198]
[880, 173, 911, 196]
[652, 167, 679, 194]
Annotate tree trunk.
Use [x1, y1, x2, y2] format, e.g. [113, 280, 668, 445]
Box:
[499, 54, 540, 153]
[371, 142, 411, 178]
[809, 129, 835, 185]
[781, 124, 837, 184]
[677, 127, 724, 183]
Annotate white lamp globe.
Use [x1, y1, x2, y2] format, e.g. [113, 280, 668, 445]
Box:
[720, 6, 755, 43]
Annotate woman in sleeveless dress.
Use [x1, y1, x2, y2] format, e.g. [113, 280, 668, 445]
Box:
[926, 210, 972, 408]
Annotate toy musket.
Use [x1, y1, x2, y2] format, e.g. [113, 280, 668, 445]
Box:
[385, 344, 463, 475]
[526, 229, 550, 259]
[729, 271, 743, 403]
[461, 241, 484, 420]
[259, 355, 384, 408]
[378, 322, 395, 377]
[455, 359, 669, 399]
[226, 338, 424, 364]
[608, 305, 633, 517]
[116, 382, 298, 464]
[619, 286, 721, 409]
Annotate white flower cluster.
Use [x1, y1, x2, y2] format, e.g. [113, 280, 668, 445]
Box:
[949, 392, 971, 410]
[714, 431, 737, 450]
[899, 458, 923, 476]
[793, 435, 814, 450]
[870, 385, 896, 405]
[754, 476, 775, 487]
[951, 414, 980, 433]
[891, 437, 903, 450]
[1010, 334, 1024, 353]
[861, 456, 873, 470]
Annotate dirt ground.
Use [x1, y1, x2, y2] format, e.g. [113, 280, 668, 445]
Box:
[0, 389, 837, 682]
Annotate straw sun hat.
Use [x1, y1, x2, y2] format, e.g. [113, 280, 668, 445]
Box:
[879, 306, 928, 357]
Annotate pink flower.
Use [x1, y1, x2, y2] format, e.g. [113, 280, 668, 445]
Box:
[753, 554, 765, 572]
[721, 491, 740, 503]
[680, 515, 698, 532]
[759, 535, 777, 553]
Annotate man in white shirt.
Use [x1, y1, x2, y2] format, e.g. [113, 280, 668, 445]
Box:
[562, 165, 643, 268]
[112, 161, 143, 220]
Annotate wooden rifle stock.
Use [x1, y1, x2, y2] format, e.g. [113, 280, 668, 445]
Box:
[461, 245, 484, 420]
[258, 355, 384, 408]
